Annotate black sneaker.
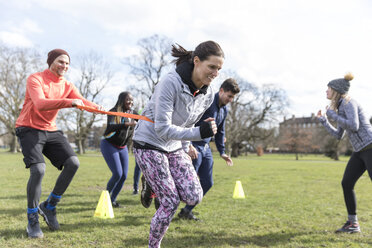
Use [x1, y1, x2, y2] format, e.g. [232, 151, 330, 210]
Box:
[38, 201, 60, 231]
[141, 176, 153, 208]
[154, 196, 160, 210]
[132, 189, 139, 195]
[112, 201, 123, 208]
[27, 212, 43, 238]
[178, 208, 199, 221]
[335, 221, 361, 233]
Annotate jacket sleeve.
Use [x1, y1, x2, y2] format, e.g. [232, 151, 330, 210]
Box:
[27, 74, 74, 111]
[153, 76, 202, 141]
[318, 116, 345, 140]
[215, 112, 226, 155]
[326, 101, 359, 132]
[104, 115, 126, 133]
[66, 83, 99, 108]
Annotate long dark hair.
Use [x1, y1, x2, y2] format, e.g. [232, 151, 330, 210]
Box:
[171, 40, 224, 66]
[113, 91, 130, 123]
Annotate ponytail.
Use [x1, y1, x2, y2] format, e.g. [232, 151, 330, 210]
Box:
[171, 40, 224, 66]
[171, 44, 192, 66]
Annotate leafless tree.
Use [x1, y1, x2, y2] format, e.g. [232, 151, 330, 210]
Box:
[0, 45, 42, 152]
[124, 34, 173, 100]
[58, 51, 113, 154]
[278, 125, 317, 160]
[224, 74, 289, 157]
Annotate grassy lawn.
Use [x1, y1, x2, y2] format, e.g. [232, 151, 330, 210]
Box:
[0, 151, 372, 247]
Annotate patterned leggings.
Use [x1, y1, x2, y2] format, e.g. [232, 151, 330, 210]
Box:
[133, 148, 203, 248]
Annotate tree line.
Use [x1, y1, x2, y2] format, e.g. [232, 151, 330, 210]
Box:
[0, 35, 289, 156]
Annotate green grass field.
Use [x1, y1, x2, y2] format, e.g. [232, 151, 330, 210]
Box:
[1, 151, 372, 248]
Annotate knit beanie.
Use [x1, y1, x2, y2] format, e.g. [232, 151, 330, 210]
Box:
[47, 49, 70, 67]
[327, 73, 354, 94]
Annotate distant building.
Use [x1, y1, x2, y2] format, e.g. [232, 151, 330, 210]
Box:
[277, 114, 325, 153]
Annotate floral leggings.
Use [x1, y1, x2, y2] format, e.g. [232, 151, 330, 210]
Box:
[133, 148, 203, 248]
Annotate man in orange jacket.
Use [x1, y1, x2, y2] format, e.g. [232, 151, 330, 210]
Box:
[16, 49, 103, 238]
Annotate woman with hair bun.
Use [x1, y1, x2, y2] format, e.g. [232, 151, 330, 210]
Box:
[133, 40, 224, 247]
[317, 73, 372, 233]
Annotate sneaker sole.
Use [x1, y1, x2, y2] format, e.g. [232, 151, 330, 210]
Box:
[26, 227, 44, 238]
[38, 206, 59, 231]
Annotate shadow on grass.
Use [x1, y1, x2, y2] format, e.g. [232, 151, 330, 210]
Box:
[0, 227, 27, 240]
[0, 207, 24, 216]
[0, 194, 26, 200]
[0, 214, 150, 241]
[159, 230, 360, 247]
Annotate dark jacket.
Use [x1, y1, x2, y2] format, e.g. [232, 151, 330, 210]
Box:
[103, 108, 137, 147]
[192, 92, 228, 155]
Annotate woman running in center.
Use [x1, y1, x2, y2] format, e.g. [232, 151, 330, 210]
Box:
[132, 40, 224, 248]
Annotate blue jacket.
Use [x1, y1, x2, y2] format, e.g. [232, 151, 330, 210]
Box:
[192, 92, 227, 155]
[319, 98, 372, 152]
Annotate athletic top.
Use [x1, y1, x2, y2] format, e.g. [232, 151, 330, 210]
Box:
[133, 62, 215, 153]
[16, 69, 98, 131]
[319, 98, 372, 152]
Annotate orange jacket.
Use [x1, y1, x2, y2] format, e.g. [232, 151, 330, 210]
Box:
[16, 69, 98, 131]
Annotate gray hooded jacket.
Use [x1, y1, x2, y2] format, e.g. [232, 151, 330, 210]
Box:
[132, 69, 215, 153]
[318, 98, 372, 152]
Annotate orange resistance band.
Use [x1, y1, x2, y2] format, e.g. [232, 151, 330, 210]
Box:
[76, 105, 154, 123]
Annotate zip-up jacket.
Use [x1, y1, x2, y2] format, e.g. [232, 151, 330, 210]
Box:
[103, 108, 137, 147]
[318, 98, 372, 152]
[16, 69, 98, 131]
[132, 64, 215, 153]
[192, 92, 228, 155]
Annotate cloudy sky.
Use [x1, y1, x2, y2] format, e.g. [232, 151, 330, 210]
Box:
[1, 0, 372, 121]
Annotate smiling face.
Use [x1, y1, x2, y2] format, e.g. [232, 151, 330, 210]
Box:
[49, 55, 69, 77]
[124, 94, 134, 111]
[192, 55, 224, 88]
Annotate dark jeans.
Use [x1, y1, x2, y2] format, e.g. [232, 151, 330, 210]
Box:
[185, 143, 214, 211]
[133, 162, 141, 191]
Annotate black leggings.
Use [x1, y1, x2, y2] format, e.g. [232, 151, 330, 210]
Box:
[27, 156, 80, 208]
[342, 149, 372, 215]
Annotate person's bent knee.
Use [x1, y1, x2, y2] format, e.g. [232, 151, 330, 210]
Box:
[64, 156, 80, 172]
[30, 163, 46, 177]
[185, 191, 203, 206]
[168, 197, 181, 214]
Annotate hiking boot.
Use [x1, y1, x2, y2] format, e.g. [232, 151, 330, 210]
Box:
[38, 201, 60, 231]
[27, 212, 43, 238]
[141, 176, 153, 208]
[178, 208, 199, 221]
[335, 221, 361, 233]
[154, 196, 160, 210]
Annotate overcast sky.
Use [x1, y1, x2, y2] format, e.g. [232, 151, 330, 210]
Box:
[1, 0, 372, 121]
